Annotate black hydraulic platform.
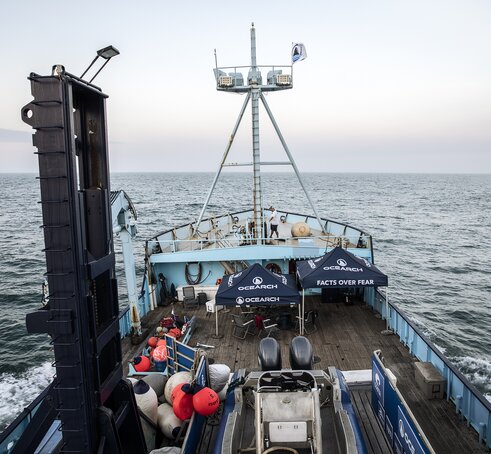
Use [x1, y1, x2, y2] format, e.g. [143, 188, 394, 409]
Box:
[20, 68, 146, 453]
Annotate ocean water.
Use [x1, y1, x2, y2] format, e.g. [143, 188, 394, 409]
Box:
[0, 172, 490, 430]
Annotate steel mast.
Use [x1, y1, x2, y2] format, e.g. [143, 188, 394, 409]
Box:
[250, 24, 263, 241]
[195, 23, 326, 237]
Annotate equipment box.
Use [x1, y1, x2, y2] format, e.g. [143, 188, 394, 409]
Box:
[414, 362, 445, 399]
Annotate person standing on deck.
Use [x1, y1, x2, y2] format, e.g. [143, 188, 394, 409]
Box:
[269, 206, 279, 238]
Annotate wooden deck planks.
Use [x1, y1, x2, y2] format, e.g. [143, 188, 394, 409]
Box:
[350, 387, 392, 454]
[121, 296, 487, 453]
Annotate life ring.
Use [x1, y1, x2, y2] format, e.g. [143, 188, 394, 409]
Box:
[265, 262, 282, 274]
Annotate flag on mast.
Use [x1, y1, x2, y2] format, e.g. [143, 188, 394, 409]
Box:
[292, 43, 307, 63]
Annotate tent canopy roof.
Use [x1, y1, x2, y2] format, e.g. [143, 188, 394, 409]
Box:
[296, 247, 388, 289]
[216, 263, 300, 306]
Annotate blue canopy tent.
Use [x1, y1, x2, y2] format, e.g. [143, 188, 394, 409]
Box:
[215, 263, 301, 335]
[296, 247, 389, 334]
[297, 247, 388, 288]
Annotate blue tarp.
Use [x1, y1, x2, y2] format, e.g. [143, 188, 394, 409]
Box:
[216, 263, 300, 306]
[296, 247, 388, 289]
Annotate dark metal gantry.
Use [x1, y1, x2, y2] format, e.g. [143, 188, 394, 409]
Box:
[21, 68, 146, 454]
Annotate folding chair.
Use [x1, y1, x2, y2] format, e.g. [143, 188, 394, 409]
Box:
[255, 314, 280, 338]
[231, 314, 255, 339]
[182, 286, 199, 309]
[295, 310, 317, 335]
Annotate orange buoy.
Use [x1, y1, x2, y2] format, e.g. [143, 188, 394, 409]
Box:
[148, 336, 159, 348]
[192, 387, 219, 416]
[164, 372, 192, 404]
[173, 389, 194, 420]
[133, 355, 151, 372]
[157, 338, 167, 348]
[153, 345, 167, 362]
[171, 383, 185, 404]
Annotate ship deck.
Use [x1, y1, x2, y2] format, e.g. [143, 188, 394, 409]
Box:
[122, 297, 486, 453]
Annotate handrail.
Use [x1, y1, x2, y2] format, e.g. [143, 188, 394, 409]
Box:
[147, 208, 370, 245]
[374, 289, 491, 448]
[148, 234, 370, 257]
[0, 382, 55, 450]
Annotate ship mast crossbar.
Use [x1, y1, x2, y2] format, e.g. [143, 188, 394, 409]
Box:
[223, 161, 292, 167]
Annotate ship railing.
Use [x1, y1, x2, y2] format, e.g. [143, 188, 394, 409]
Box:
[118, 306, 131, 338]
[118, 271, 154, 339]
[148, 233, 372, 255]
[0, 383, 56, 453]
[369, 288, 491, 449]
[148, 209, 372, 257]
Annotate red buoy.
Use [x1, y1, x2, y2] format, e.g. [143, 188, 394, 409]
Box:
[147, 336, 159, 348]
[168, 328, 181, 339]
[171, 383, 185, 404]
[133, 355, 151, 372]
[153, 345, 167, 362]
[192, 387, 219, 416]
[173, 390, 194, 420]
[157, 338, 167, 348]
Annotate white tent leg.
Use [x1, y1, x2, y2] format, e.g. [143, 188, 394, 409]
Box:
[385, 287, 389, 331]
[298, 304, 302, 335]
[302, 289, 305, 335]
[216, 305, 219, 337]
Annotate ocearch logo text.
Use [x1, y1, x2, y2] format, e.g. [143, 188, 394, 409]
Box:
[238, 276, 277, 291]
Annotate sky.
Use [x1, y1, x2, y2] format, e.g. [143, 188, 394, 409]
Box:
[0, 1, 490, 173]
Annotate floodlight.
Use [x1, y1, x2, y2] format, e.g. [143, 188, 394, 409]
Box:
[97, 46, 120, 60]
[80, 45, 120, 83]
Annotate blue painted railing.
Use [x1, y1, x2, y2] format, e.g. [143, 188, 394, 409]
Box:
[370, 289, 491, 449]
[0, 385, 54, 454]
[118, 275, 153, 338]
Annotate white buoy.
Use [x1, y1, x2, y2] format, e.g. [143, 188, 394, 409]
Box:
[134, 380, 158, 423]
[164, 371, 192, 404]
[209, 364, 231, 393]
[149, 447, 181, 454]
[157, 403, 183, 439]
